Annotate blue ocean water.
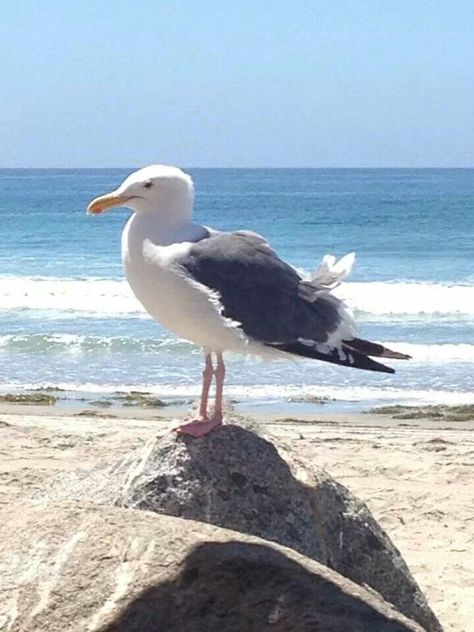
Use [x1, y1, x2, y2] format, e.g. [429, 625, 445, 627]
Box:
[1, 168, 473, 411]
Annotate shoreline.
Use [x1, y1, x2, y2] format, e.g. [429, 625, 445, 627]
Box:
[0, 397, 473, 431]
[2, 375, 474, 418]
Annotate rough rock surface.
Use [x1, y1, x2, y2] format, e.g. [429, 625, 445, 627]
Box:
[39, 423, 442, 632]
[109, 425, 442, 632]
[0, 501, 427, 632]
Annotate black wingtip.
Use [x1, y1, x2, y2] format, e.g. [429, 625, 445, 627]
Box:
[344, 338, 411, 361]
[269, 342, 396, 374]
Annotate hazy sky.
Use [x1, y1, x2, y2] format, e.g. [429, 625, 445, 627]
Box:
[1, 1, 473, 167]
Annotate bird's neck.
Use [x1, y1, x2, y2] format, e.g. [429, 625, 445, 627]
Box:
[125, 212, 207, 247]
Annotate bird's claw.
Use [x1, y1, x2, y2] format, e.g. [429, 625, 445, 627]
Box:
[174, 416, 223, 437]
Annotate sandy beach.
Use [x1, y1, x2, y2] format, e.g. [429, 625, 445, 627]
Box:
[0, 401, 472, 631]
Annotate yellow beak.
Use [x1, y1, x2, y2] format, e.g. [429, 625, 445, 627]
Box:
[86, 192, 132, 215]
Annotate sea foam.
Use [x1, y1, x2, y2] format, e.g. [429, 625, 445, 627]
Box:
[1, 276, 474, 317]
[1, 380, 474, 407]
[0, 333, 472, 362]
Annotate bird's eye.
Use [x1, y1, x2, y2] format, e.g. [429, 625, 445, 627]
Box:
[144, 181, 153, 189]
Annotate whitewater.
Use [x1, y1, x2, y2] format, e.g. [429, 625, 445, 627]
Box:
[1, 276, 473, 317]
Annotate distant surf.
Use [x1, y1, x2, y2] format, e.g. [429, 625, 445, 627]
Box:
[0, 332, 473, 362]
[1, 276, 473, 317]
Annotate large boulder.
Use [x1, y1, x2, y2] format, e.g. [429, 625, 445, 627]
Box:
[0, 500, 427, 632]
[42, 423, 442, 632]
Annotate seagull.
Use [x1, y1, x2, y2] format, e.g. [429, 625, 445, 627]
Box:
[87, 165, 409, 437]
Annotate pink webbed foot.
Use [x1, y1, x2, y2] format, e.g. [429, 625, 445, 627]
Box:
[175, 415, 223, 437]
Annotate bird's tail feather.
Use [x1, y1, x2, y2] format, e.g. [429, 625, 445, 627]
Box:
[343, 337, 411, 360]
[269, 341, 396, 374]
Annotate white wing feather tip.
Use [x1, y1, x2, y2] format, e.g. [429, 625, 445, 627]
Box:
[311, 252, 356, 287]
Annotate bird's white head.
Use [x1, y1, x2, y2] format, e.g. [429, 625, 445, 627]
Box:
[87, 165, 194, 226]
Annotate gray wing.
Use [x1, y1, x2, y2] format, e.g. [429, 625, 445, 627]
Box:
[178, 231, 409, 373]
[178, 231, 342, 345]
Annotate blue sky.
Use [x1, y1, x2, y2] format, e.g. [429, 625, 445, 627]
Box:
[1, 1, 473, 167]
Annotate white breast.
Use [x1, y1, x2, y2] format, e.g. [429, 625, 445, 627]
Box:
[121, 214, 249, 352]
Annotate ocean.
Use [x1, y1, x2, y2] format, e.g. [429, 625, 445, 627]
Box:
[1, 168, 473, 413]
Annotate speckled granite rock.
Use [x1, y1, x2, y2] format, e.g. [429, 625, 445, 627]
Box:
[117, 425, 326, 562]
[38, 423, 442, 632]
[0, 501, 427, 632]
[113, 425, 442, 632]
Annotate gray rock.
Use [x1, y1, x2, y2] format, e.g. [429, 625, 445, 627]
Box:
[117, 424, 326, 562]
[38, 423, 442, 632]
[0, 500, 427, 632]
[113, 425, 442, 632]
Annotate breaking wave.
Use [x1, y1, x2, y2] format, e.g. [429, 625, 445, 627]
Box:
[0, 333, 193, 354]
[1, 381, 474, 407]
[1, 276, 474, 317]
[0, 333, 473, 362]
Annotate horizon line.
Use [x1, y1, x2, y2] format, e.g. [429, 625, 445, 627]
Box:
[1, 165, 474, 170]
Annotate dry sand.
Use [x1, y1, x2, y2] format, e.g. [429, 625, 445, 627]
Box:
[0, 403, 472, 632]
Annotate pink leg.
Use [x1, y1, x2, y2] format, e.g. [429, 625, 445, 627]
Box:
[198, 353, 214, 419]
[212, 352, 226, 423]
[175, 351, 223, 437]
